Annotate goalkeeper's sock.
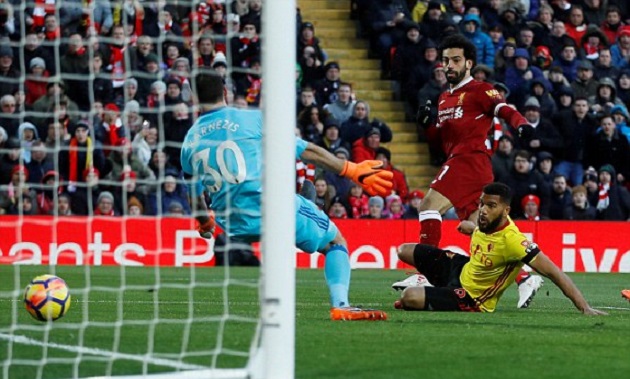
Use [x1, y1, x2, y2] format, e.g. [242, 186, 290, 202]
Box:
[419, 210, 442, 246]
[324, 244, 351, 308]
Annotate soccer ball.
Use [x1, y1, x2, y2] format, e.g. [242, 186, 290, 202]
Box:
[23, 275, 71, 322]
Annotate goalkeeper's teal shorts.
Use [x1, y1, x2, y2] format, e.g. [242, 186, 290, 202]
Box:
[295, 194, 338, 254]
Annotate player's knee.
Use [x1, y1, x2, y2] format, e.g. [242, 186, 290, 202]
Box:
[332, 232, 347, 248]
[397, 243, 416, 265]
[400, 287, 426, 310]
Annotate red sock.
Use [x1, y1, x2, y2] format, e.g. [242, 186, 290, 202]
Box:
[515, 270, 530, 284]
[419, 210, 442, 246]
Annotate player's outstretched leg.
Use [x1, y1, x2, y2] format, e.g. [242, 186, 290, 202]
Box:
[516, 273, 544, 308]
[324, 244, 387, 321]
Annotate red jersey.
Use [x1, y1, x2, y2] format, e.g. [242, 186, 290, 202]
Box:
[437, 77, 518, 157]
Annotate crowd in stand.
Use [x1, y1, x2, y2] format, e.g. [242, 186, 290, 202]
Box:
[0, 0, 628, 222]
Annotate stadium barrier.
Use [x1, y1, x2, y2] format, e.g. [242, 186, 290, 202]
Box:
[0, 217, 628, 272]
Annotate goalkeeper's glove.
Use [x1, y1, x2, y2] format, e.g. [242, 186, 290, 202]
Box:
[197, 211, 216, 239]
[517, 124, 535, 140]
[416, 100, 434, 129]
[340, 160, 393, 197]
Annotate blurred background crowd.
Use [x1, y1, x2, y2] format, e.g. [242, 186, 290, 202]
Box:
[0, 0, 628, 222]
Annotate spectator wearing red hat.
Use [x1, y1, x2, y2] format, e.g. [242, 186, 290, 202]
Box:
[100, 102, 124, 149]
[402, 189, 424, 220]
[105, 137, 155, 194]
[516, 194, 548, 221]
[610, 26, 630, 69]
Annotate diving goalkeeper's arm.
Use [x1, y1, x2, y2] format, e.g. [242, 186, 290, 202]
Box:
[300, 142, 394, 197]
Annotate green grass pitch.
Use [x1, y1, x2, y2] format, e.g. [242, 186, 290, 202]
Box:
[1, 266, 629, 379]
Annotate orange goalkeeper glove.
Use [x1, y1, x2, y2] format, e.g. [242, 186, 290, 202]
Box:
[340, 160, 394, 197]
[197, 210, 216, 239]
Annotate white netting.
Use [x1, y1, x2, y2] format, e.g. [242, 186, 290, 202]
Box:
[0, 1, 291, 378]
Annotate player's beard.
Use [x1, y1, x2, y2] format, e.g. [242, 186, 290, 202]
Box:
[446, 67, 468, 85]
[478, 214, 504, 233]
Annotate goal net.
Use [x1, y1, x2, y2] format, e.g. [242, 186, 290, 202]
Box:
[0, 1, 295, 378]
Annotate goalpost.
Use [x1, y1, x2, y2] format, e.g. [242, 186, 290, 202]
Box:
[0, 1, 295, 378]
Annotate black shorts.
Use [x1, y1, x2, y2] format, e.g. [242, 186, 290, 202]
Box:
[412, 244, 480, 312]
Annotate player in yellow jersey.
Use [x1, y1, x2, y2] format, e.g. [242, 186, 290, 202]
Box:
[393, 182, 606, 315]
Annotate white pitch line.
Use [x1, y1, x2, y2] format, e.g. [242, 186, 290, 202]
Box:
[0, 332, 208, 371]
[598, 306, 630, 311]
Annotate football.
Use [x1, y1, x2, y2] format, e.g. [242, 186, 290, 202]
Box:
[24, 275, 71, 322]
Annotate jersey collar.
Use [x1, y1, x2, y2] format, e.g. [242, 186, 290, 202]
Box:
[449, 76, 473, 94]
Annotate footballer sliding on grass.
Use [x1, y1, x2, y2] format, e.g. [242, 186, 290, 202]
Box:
[394, 183, 606, 315]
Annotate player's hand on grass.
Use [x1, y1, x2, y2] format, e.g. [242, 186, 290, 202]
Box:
[582, 307, 608, 316]
[197, 211, 216, 239]
[341, 160, 393, 197]
[457, 220, 476, 235]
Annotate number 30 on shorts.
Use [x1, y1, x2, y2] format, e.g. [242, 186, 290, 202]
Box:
[431, 165, 450, 184]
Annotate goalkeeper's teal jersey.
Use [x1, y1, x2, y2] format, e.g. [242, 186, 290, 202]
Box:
[181, 106, 308, 239]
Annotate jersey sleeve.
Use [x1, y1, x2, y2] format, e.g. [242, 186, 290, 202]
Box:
[504, 230, 540, 263]
[475, 82, 506, 116]
[295, 136, 308, 158]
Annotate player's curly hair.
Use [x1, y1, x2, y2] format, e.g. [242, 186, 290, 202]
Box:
[483, 183, 512, 205]
[438, 34, 477, 66]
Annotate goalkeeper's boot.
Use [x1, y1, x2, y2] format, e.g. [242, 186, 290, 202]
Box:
[330, 306, 388, 321]
[517, 275, 544, 308]
[392, 273, 433, 291]
[299, 180, 317, 204]
[622, 289, 630, 302]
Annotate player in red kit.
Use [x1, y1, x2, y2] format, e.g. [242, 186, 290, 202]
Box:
[392, 34, 544, 308]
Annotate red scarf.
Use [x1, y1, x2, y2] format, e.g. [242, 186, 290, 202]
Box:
[245, 75, 261, 104]
[296, 160, 315, 192]
[45, 27, 61, 41]
[68, 137, 93, 183]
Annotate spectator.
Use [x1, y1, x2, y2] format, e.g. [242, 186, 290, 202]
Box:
[532, 46, 553, 71]
[58, 121, 108, 191]
[240, 0, 262, 33]
[314, 177, 334, 212]
[502, 149, 551, 218]
[105, 138, 155, 193]
[0, 45, 18, 98]
[90, 52, 114, 105]
[554, 97, 598, 185]
[24, 57, 50, 106]
[549, 174, 573, 219]
[352, 128, 380, 163]
[318, 117, 349, 154]
[55, 193, 73, 216]
[375, 147, 408, 201]
[552, 42, 580, 82]
[233, 21, 261, 69]
[563, 184, 597, 220]
[147, 173, 191, 216]
[60, 33, 90, 110]
[20, 31, 55, 76]
[297, 105, 327, 145]
[116, 171, 148, 216]
[402, 189, 424, 220]
[462, 14, 494, 68]
[361, 195, 385, 219]
[297, 85, 317, 117]
[299, 45, 325, 88]
[616, 70, 630, 105]
[584, 114, 630, 183]
[532, 4, 555, 47]
[132, 122, 157, 166]
[610, 26, 630, 69]
[94, 191, 117, 216]
[0, 137, 19, 184]
[505, 48, 546, 108]
[601, 6, 624, 45]
[583, 167, 600, 206]
[347, 182, 369, 219]
[314, 61, 341, 106]
[565, 5, 588, 46]
[589, 77, 624, 117]
[595, 164, 630, 220]
[17, 122, 39, 164]
[32, 82, 80, 135]
[611, 104, 630, 141]
[529, 79, 558, 119]
[392, 21, 428, 99]
[26, 141, 53, 185]
[417, 62, 447, 162]
[419, 2, 449, 44]
[535, 151, 559, 188]
[492, 135, 516, 184]
[0, 164, 36, 215]
[571, 60, 598, 99]
[340, 101, 392, 144]
[516, 194, 548, 221]
[521, 97, 564, 159]
[297, 22, 326, 67]
[327, 196, 349, 219]
[580, 26, 609, 61]
[593, 48, 619, 81]
[235, 57, 262, 107]
[148, 150, 177, 180]
[35, 170, 60, 215]
[323, 82, 355, 124]
[384, 194, 405, 219]
[323, 147, 354, 201]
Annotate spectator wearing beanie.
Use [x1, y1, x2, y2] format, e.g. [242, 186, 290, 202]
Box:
[516, 194, 548, 221]
[521, 97, 564, 159]
[571, 60, 598, 100]
[361, 195, 385, 219]
[95, 191, 116, 216]
[402, 190, 424, 220]
[352, 127, 380, 163]
[384, 194, 405, 219]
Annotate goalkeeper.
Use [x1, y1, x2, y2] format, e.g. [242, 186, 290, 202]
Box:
[181, 71, 392, 321]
